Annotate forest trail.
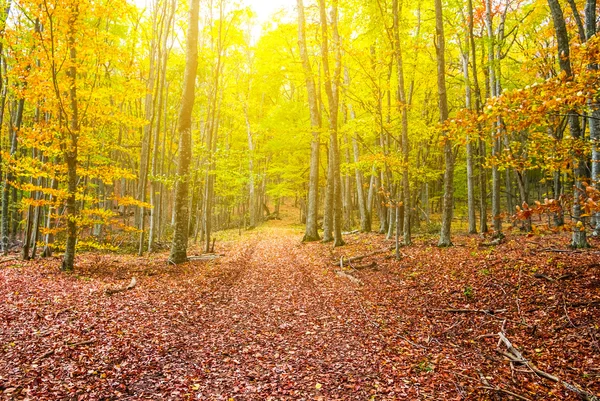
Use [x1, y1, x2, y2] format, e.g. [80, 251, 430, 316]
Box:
[1, 219, 599, 400]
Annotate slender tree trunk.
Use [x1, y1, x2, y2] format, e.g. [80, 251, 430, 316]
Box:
[244, 106, 256, 228]
[149, 0, 175, 252]
[318, 0, 343, 246]
[548, 0, 589, 248]
[484, 0, 502, 236]
[61, 2, 80, 272]
[347, 92, 370, 231]
[393, 0, 411, 245]
[584, 0, 600, 235]
[296, 0, 321, 242]
[462, 50, 477, 234]
[2, 99, 22, 255]
[168, 0, 199, 264]
[435, 0, 453, 247]
[137, 6, 160, 255]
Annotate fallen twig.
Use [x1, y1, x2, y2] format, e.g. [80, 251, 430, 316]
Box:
[335, 270, 363, 285]
[434, 308, 506, 315]
[187, 254, 223, 261]
[497, 332, 599, 401]
[349, 261, 377, 270]
[478, 385, 532, 401]
[38, 349, 55, 359]
[568, 300, 600, 308]
[105, 277, 137, 296]
[534, 273, 554, 282]
[332, 246, 394, 266]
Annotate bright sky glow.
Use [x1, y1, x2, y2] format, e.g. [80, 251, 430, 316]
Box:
[133, 0, 293, 40]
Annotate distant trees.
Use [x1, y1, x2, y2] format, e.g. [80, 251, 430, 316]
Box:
[2, 0, 600, 269]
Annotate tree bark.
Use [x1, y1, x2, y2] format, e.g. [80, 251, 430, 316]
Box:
[62, 1, 80, 272]
[318, 0, 344, 247]
[435, 0, 453, 247]
[296, 0, 321, 242]
[548, 0, 589, 248]
[393, 0, 411, 245]
[168, 0, 200, 264]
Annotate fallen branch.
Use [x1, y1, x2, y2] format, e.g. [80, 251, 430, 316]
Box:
[0, 256, 19, 265]
[335, 270, 363, 285]
[398, 335, 427, 349]
[187, 254, 223, 261]
[497, 332, 599, 401]
[534, 273, 554, 282]
[478, 386, 532, 401]
[342, 230, 359, 235]
[349, 261, 377, 270]
[38, 349, 55, 359]
[333, 246, 394, 266]
[534, 272, 575, 282]
[434, 308, 506, 315]
[479, 237, 504, 247]
[539, 248, 587, 254]
[568, 300, 600, 308]
[105, 277, 137, 296]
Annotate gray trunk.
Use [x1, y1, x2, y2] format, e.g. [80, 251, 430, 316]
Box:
[168, 0, 200, 264]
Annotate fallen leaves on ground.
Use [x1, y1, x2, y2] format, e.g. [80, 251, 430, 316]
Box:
[0, 227, 599, 400]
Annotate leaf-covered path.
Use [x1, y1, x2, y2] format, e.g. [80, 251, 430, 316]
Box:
[1, 225, 599, 400]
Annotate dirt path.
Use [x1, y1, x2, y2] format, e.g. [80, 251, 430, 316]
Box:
[189, 230, 393, 399]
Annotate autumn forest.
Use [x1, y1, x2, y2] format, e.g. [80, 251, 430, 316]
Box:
[0, 0, 600, 399]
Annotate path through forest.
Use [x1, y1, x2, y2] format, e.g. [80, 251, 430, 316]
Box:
[1, 217, 599, 400]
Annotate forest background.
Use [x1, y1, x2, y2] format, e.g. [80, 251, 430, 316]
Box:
[1, 0, 600, 268]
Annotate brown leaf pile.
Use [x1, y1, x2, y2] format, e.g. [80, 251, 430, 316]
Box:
[0, 228, 598, 400]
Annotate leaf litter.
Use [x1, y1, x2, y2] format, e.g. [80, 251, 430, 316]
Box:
[0, 228, 598, 400]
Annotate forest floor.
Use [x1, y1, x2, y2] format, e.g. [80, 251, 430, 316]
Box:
[1, 210, 600, 400]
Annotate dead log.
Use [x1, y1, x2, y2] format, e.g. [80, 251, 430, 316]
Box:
[105, 277, 137, 296]
[497, 332, 599, 401]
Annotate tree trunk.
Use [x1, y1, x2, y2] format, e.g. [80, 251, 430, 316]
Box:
[318, 0, 343, 247]
[393, 0, 411, 245]
[296, 0, 321, 241]
[2, 98, 22, 255]
[435, 0, 453, 247]
[548, 0, 589, 248]
[168, 0, 199, 264]
[462, 50, 477, 234]
[61, 2, 80, 272]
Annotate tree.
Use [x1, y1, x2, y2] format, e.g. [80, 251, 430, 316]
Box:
[318, 0, 344, 247]
[168, 0, 200, 264]
[547, 0, 589, 248]
[436, 0, 453, 247]
[297, 0, 321, 242]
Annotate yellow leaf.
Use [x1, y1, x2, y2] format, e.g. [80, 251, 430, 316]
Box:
[315, 383, 322, 390]
[191, 384, 200, 391]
